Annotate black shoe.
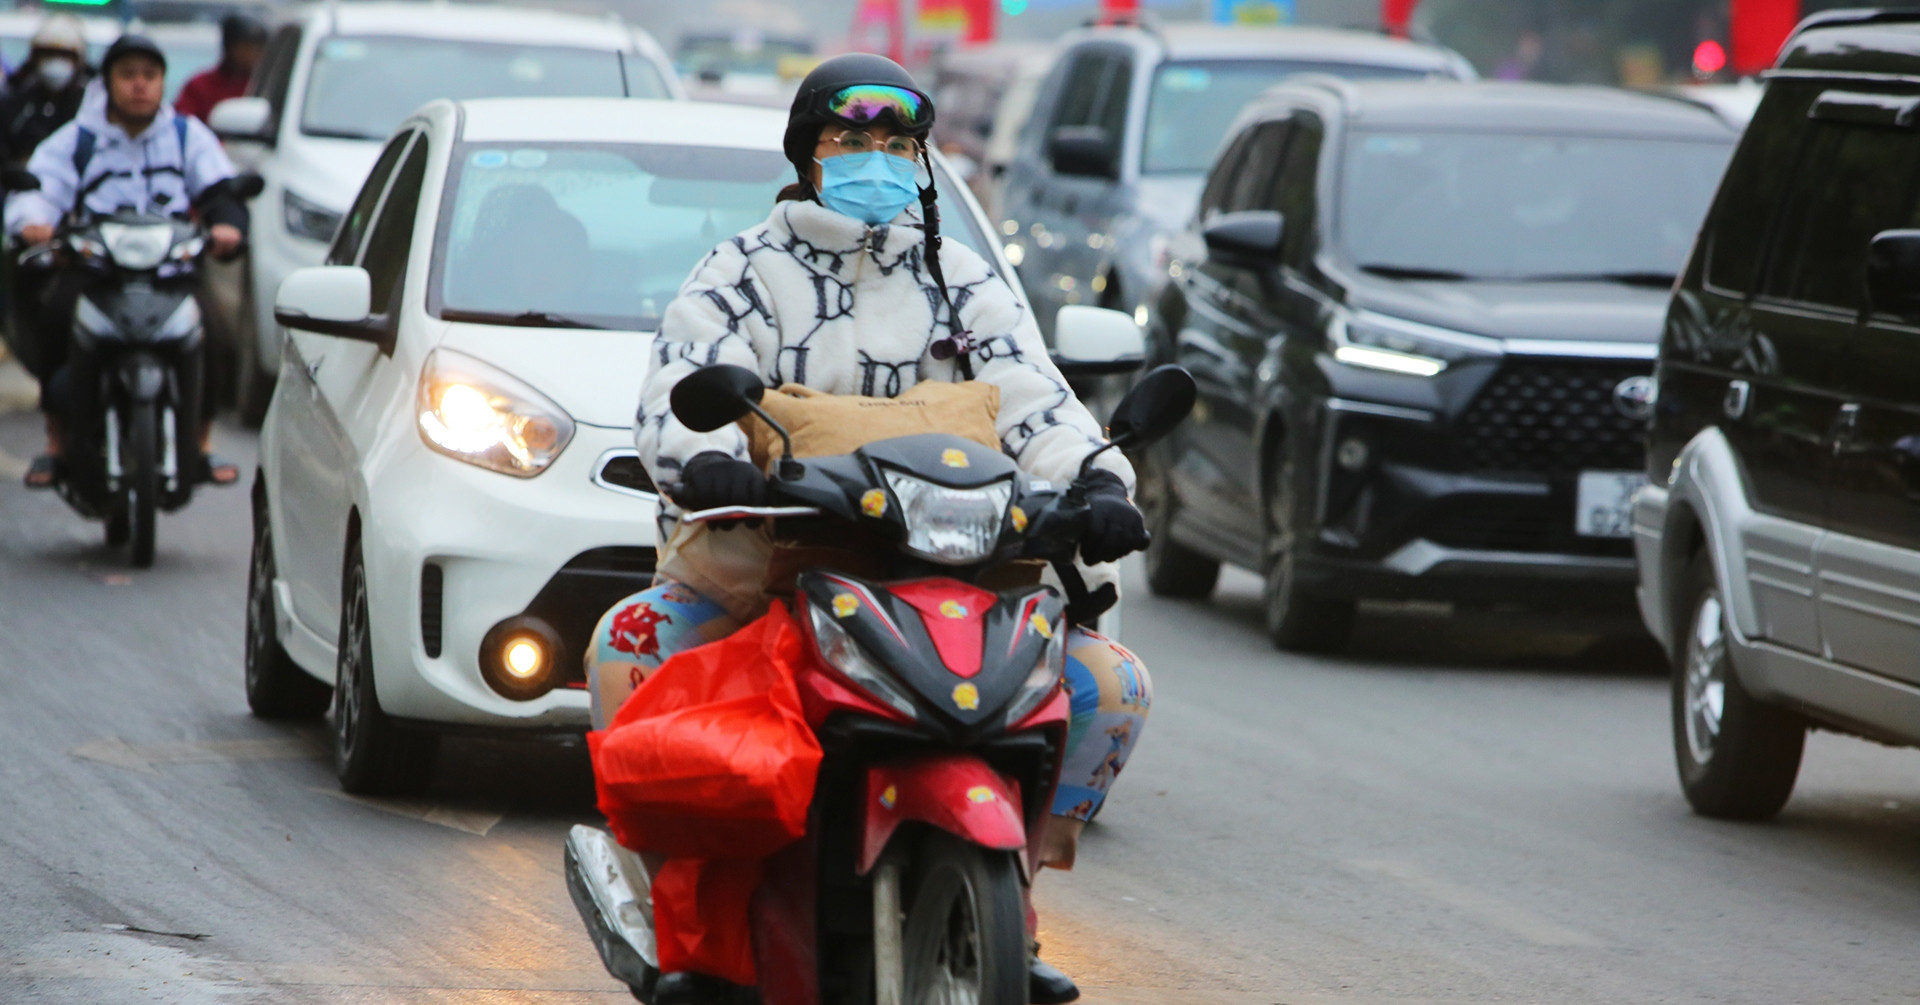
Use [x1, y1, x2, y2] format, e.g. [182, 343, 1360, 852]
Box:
[1029, 954, 1081, 1003]
[652, 971, 755, 1005]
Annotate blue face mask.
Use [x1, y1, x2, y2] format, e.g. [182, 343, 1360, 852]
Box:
[815, 151, 921, 227]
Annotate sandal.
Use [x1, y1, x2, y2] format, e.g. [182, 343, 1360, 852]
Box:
[202, 452, 240, 487]
[23, 454, 57, 489]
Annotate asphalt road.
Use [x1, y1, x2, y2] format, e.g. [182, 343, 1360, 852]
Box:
[2, 392, 1917, 1004]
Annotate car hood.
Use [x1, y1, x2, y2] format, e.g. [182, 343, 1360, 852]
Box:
[281, 136, 387, 211]
[1131, 174, 1207, 238]
[435, 323, 657, 429]
[1342, 276, 1671, 344]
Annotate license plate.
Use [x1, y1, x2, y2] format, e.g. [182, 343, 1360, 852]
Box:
[1576, 471, 1648, 538]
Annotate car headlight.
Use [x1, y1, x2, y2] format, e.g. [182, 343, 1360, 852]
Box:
[283, 189, 343, 243]
[1329, 310, 1500, 377]
[1003, 624, 1064, 726]
[882, 471, 1013, 565]
[98, 222, 174, 271]
[807, 599, 918, 719]
[417, 348, 575, 477]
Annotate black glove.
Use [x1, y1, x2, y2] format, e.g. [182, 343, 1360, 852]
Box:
[1078, 468, 1150, 566]
[673, 451, 768, 512]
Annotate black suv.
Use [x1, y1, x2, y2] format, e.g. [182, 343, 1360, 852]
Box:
[1637, 11, 1920, 821]
[998, 21, 1471, 343]
[1143, 78, 1738, 652]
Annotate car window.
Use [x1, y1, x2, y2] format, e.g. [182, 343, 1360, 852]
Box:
[1051, 49, 1114, 133]
[1274, 115, 1323, 263]
[1227, 122, 1290, 214]
[1702, 82, 1818, 296]
[328, 131, 414, 267]
[252, 25, 301, 126]
[619, 52, 673, 100]
[1092, 53, 1132, 142]
[1758, 121, 1920, 315]
[1338, 130, 1732, 280]
[301, 36, 629, 142]
[1199, 128, 1256, 222]
[430, 144, 994, 333]
[363, 137, 429, 313]
[1143, 60, 1436, 175]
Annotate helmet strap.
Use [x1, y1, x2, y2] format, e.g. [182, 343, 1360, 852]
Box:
[917, 147, 974, 381]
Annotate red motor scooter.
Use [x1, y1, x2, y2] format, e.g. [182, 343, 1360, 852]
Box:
[568, 363, 1194, 1004]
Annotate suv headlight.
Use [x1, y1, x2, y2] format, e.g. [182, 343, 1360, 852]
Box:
[98, 222, 174, 271]
[417, 349, 575, 477]
[883, 471, 1013, 565]
[1329, 310, 1501, 377]
[1003, 625, 1064, 726]
[807, 599, 918, 719]
[283, 189, 343, 243]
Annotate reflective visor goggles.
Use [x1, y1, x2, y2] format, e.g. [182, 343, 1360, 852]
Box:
[820, 84, 934, 131]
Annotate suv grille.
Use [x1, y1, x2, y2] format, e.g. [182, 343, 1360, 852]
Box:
[1425, 496, 1632, 557]
[595, 452, 657, 496]
[1456, 360, 1649, 474]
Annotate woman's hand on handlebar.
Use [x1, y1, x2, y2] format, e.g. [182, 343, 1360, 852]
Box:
[674, 451, 770, 512]
[208, 224, 243, 259]
[1078, 468, 1150, 566]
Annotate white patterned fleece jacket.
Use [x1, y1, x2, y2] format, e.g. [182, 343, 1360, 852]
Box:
[636, 198, 1134, 497]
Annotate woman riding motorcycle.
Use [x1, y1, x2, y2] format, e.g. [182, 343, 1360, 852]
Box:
[586, 55, 1155, 1005]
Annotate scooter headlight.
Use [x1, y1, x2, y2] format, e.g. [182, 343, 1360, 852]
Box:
[417, 349, 575, 477]
[1003, 625, 1064, 726]
[807, 598, 918, 720]
[98, 222, 175, 271]
[882, 471, 1013, 565]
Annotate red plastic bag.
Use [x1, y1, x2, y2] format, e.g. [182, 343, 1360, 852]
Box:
[588, 601, 823, 860]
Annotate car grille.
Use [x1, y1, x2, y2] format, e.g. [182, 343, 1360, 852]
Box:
[1456, 359, 1649, 475]
[594, 451, 657, 497]
[420, 563, 444, 658]
[1425, 495, 1632, 557]
[525, 547, 657, 689]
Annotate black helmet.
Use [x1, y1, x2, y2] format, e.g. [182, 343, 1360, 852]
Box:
[101, 34, 166, 74]
[221, 13, 268, 50]
[783, 53, 935, 181]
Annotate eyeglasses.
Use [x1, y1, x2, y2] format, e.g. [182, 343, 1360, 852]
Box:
[820, 130, 922, 160]
[821, 83, 934, 130]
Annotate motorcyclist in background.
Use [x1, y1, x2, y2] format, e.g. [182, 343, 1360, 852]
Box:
[8, 35, 247, 489]
[173, 13, 267, 124]
[585, 54, 1154, 1005]
[0, 15, 92, 167]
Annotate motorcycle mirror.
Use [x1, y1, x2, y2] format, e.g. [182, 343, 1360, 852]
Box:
[670, 364, 766, 433]
[1107, 365, 1197, 450]
[231, 173, 266, 200]
[1, 168, 40, 192]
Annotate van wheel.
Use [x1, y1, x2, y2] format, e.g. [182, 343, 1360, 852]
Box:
[1138, 447, 1219, 598]
[1263, 457, 1353, 653]
[334, 544, 437, 794]
[1672, 551, 1805, 820]
[246, 483, 331, 719]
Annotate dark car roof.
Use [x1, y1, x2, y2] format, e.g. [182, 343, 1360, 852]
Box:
[1778, 11, 1920, 78]
[1264, 80, 1741, 140]
[1067, 22, 1469, 75]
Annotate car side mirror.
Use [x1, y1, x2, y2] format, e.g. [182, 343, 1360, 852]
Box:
[1107, 365, 1196, 450]
[1868, 229, 1920, 318]
[1202, 210, 1285, 268]
[275, 266, 389, 349]
[1048, 125, 1118, 178]
[1052, 305, 1145, 376]
[208, 96, 274, 143]
[670, 364, 766, 433]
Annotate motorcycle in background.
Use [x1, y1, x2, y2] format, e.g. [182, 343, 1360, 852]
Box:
[2, 169, 263, 567]
[567, 361, 1195, 1004]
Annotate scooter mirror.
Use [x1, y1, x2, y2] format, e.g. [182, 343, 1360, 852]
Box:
[1, 168, 40, 192]
[1107, 365, 1197, 450]
[671, 364, 766, 433]
[231, 173, 266, 200]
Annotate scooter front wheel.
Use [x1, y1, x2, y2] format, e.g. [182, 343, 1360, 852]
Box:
[902, 831, 1028, 1005]
[125, 402, 159, 568]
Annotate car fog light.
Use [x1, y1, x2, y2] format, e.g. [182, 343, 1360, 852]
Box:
[481, 615, 565, 701]
[1337, 437, 1370, 472]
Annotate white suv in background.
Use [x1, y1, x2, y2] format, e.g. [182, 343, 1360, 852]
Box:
[210, 2, 679, 421]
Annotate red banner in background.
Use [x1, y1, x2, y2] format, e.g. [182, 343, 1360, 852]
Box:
[1731, 0, 1801, 75]
[1382, 0, 1418, 37]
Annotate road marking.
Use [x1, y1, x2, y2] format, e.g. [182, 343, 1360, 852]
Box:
[308, 787, 504, 837]
[70, 735, 326, 775]
[1346, 859, 1603, 948]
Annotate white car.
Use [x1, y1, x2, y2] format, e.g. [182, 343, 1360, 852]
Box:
[245, 97, 1039, 794]
[209, 2, 681, 422]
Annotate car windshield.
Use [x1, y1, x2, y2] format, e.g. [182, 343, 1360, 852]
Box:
[1143, 60, 1438, 174]
[432, 143, 993, 333]
[1338, 130, 1732, 282]
[677, 35, 811, 78]
[301, 36, 654, 141]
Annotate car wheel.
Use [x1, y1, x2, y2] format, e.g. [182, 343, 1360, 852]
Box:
[334, 543, 437, 794]
[1262, 454, 1354, 653]
[245, 481, 331, 719]
[1672, 550, 1805, 820]
[234, 258, 276, 428]
[1137, 445, 1219, 599]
